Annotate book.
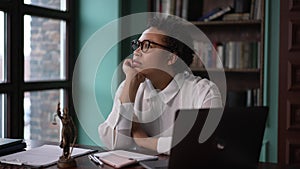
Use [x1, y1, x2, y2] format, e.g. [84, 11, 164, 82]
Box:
[250, 0, 256, 19]
[0, 138, 26, 156]
[216, 43, 224, 68]
[223, 13, 250, 21]
[204, 6, 233, 22]
[226, 91, 247, 107]
[198, 7, 222, 21]
[234, 0, 252, 13]
[94, 150, 158, 168]
[253, 0, 262, 19]
[0, 138, 24, 149]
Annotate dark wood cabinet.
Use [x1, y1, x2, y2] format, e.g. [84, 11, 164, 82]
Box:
[278, 0, 300, 165]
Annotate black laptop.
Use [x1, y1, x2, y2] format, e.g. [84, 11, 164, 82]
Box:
[140, 107, 269, 169]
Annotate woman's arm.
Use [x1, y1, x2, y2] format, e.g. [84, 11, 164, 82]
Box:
[131, 121, 158, 151]
[98, 82, 135, 150]
[98, 59, 146, 150]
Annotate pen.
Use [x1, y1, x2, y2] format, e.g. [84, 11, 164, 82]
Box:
[88, 154, 103, 166]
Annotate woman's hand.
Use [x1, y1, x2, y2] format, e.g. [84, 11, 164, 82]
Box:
[122, 59, 136, 78]
[120, 59, 145, 103]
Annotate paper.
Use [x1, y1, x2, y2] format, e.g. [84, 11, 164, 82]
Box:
[0, 144, 95, 167]
[95, 150, 158, 162]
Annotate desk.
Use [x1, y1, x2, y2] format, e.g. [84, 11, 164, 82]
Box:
[0, 140, 290, 169]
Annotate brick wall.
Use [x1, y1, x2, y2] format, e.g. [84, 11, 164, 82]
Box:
[28, 0, 62, 142]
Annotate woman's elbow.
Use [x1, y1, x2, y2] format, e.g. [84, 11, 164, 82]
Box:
[98, 123, 114, 150]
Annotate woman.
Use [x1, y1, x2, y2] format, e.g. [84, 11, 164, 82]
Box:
[98, 15, 222, 154]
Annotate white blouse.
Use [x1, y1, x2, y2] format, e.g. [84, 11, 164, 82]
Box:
[98, 71, 223, 154]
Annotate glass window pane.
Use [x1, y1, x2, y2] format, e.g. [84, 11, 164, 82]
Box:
[0, 94, 7, 138]
[24, 15, 66, 82]
[0, 11, 6, 83]
[24, 0, 66, 11]
[24, 89, 66, 142]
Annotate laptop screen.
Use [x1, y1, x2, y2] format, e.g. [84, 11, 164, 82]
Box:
[168, 107, 268, 169]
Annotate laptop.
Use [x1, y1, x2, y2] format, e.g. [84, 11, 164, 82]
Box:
[140, 107, 269, 169]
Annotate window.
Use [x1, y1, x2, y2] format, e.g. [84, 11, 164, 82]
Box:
[0, 11, 5, 83]
[24, 15, 66, 82]
[0, 1, 75, 141]
[0, 11, 7, 138]
[24, 0, 67, 11]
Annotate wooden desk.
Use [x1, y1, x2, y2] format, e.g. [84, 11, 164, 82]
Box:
[0, 140, 290, 169]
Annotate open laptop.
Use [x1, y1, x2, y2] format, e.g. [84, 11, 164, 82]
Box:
[140, 106, 268, 169]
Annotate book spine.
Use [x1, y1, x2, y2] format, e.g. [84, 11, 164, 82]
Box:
[250, 0, 256, 19]
[181, 0, 188, 19]
[216, 43, 224, 68]
[175, 0, 182, 17]
[226, 41, 236, 69]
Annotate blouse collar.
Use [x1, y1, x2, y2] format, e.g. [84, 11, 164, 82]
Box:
[144, 71, 190, 103]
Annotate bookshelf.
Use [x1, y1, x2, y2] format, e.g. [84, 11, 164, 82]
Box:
[149, 0, 265, 107]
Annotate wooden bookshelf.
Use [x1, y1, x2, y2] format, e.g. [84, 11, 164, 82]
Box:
[149, 0, 265, 106]
[191, 68, 260, 91]
[190, 20, 261, 42]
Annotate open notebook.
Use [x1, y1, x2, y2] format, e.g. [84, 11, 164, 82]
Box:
[0, 144, 96, 167]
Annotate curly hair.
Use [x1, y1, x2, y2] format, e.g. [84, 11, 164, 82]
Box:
[147, 15, 195, 67]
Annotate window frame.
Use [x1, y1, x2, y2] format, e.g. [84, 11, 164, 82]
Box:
[0, 0, 76, 138]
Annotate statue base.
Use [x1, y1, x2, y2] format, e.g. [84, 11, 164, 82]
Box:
[57, 156, 77, 168]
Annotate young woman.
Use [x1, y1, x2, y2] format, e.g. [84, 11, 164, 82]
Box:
[98, 16, 223, 154]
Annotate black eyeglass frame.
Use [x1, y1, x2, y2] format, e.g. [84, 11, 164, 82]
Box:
[131, 39, 174, 53]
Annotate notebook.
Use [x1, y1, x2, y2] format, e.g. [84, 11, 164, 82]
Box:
[94, 150, 158, 168]
[140, 106, 269, 169]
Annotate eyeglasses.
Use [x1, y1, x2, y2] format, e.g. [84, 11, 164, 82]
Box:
[131, 39, 173, 53]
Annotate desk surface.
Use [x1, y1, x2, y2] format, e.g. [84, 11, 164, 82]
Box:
[0, 140, 290, 169]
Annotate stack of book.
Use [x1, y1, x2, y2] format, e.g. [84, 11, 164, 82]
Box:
[0, 138, 26, 156]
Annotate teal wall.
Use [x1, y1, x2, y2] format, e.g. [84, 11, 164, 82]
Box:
[75, 0, 148, 146]
[76, 0, 120, 146]
[263, 0, 279, 163]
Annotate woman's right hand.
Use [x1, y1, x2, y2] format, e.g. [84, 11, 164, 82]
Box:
[122, 58, 137, 78]
[120, 59, 145, 103]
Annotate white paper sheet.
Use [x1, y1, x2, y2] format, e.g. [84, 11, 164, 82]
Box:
[0, 144, 95, 167]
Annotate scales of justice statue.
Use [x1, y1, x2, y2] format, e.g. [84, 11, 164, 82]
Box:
[53, 103, 77, 168]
